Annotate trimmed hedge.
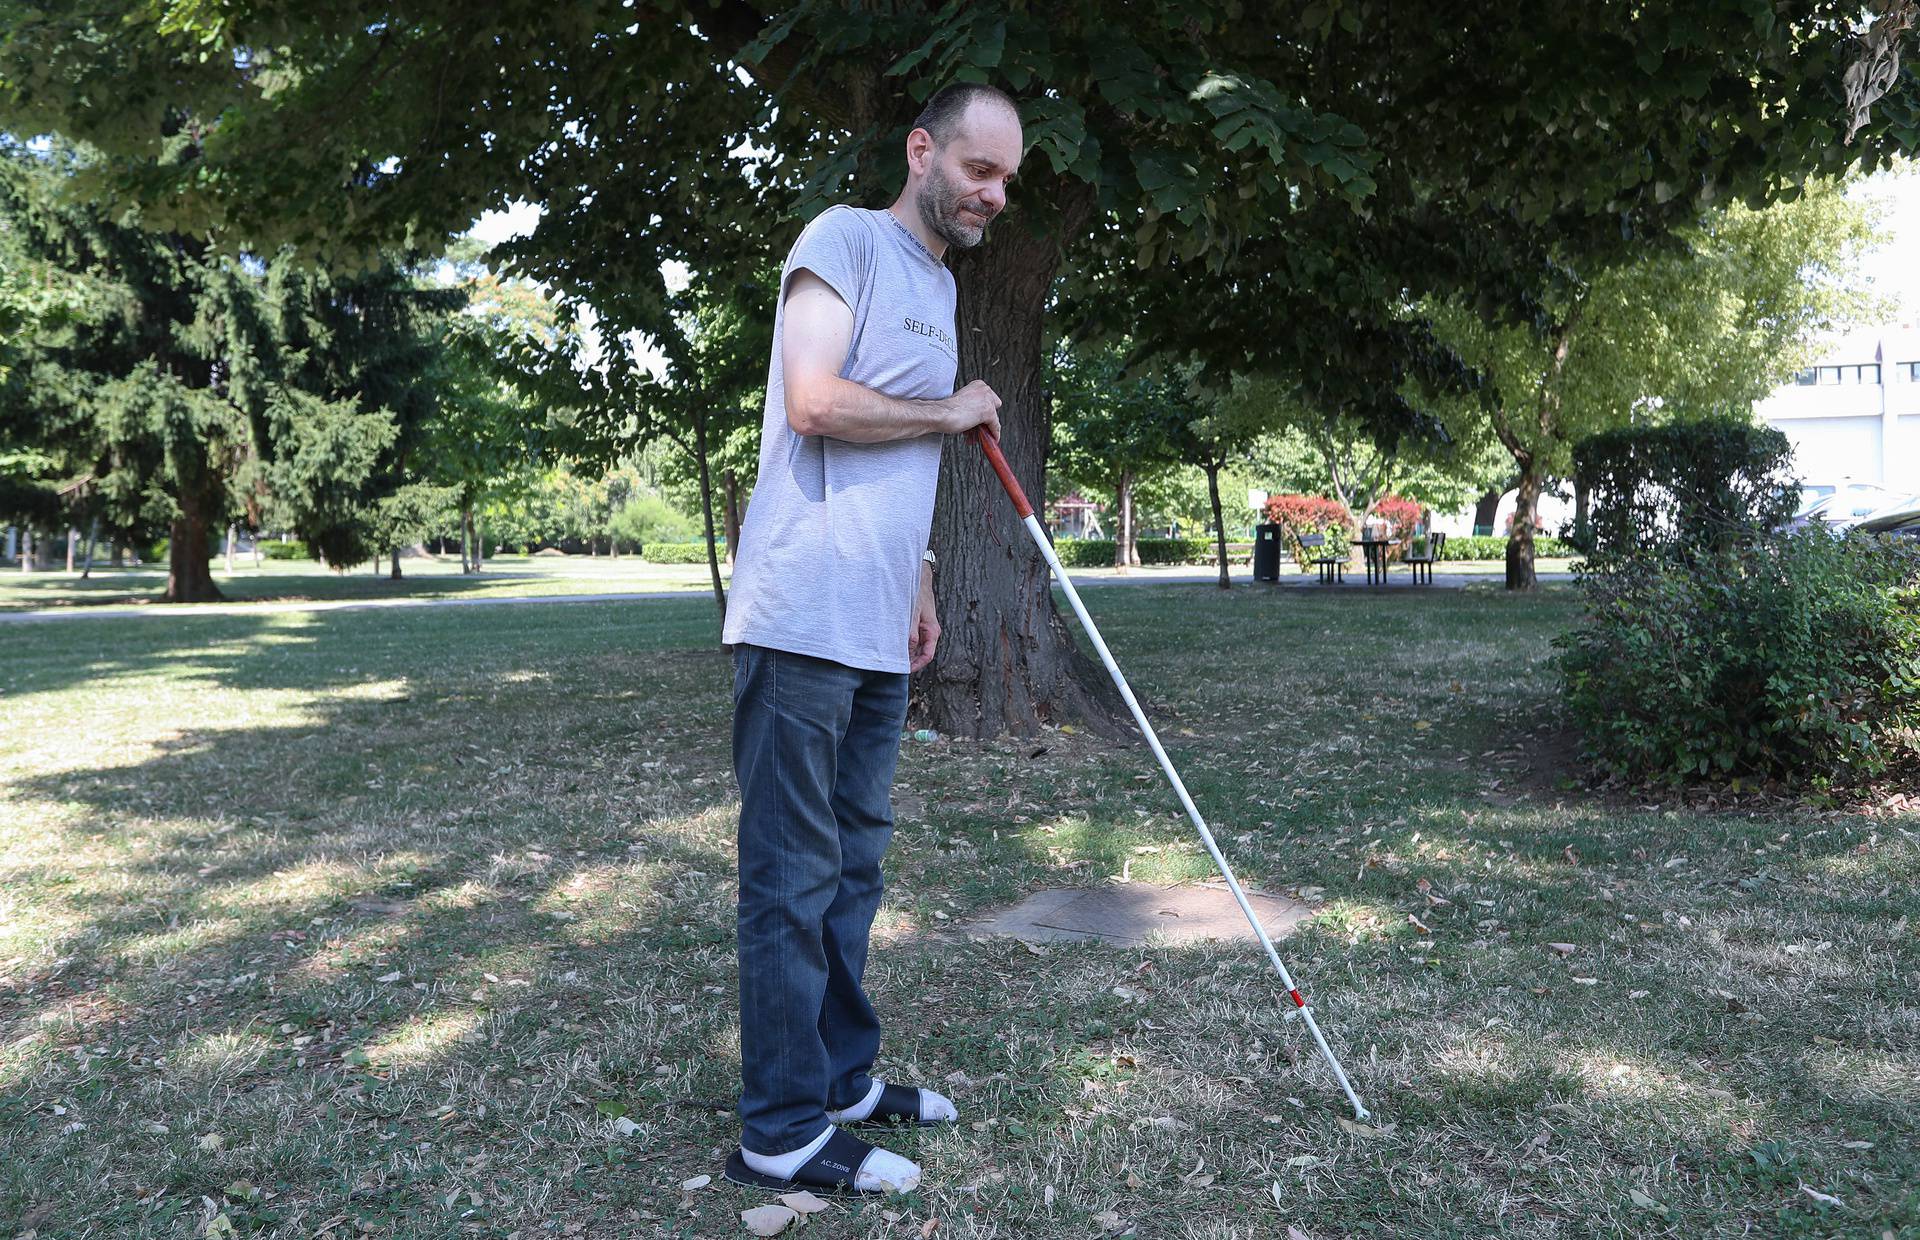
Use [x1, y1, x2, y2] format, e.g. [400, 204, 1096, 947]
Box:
[261, 540, 311, 561]
[1051, 538, 1253, 567]
[1437, 534, 1571, 561]
[643, 541, 722, 564]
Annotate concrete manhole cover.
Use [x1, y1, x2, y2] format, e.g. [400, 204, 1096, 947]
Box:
[965, 882, 1312, 947]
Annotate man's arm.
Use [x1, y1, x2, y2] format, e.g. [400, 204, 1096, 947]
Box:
[782, 269, 1001, 443]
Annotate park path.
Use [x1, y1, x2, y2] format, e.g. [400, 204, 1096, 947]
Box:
[0, 568, 1574, 625]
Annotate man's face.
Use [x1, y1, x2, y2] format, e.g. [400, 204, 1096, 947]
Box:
[914, 102, 1023, 250]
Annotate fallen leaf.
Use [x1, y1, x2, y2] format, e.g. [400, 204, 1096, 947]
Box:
[1335, 1116, 1395, 1137]
[1407, 913, 1432, 934]
[1841, 1140, 1874, 1150]
[1547, 942, 1577, 956]
[920, 1219, 940, 1238]
[204, 1215, 235, 1238]
[197, 1133, 223, 1151]
[375, 971, 404, 983]
[1627, 1188, 1668, 1214]
[1286, 1154, 1322, 1169]
[777, 1191, 826, 1215]
[1269, 1180, 1285, 1209]
[681, 1175, 711, 1192]
[612, 1117, 640, 1136]
[1798, 1184, 1844, 1208]
[1091, 1209, 1126, 1233]
[741, 1204, 798, 1236]
[1287, 1228, 1317, 1240]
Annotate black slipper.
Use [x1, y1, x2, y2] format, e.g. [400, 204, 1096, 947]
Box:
[834, 1081, 944, 1129]
[722, 1129, 901, 1197]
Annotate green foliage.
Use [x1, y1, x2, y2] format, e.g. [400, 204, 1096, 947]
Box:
[1050, 537, 1251, 568]
[608, 492, 697, 553]
[1572, 418, 1798, 567]
[1556, 531, 1920, 787]
[258, 540, 310, 561]
[641, 541, 722, 565]
[1439, 535, 1569, 561]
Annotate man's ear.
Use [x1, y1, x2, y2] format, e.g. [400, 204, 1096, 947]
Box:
[905, 126, 934, 176]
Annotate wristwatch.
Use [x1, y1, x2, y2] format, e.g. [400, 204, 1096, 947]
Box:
[922, 549, 937, 572]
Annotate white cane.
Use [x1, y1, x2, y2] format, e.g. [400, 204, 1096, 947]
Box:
[969, 427, 1372, 1121]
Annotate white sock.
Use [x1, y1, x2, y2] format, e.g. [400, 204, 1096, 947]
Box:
[741, 1125, 832, 1181]
[827, 1079, 958, 1125]
[855, 1147, 922, 1193]
[740, 1123, 921, 1193]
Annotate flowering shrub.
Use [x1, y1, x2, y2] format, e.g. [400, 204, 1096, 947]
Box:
[1370, 493, 1424, 537]
[1262, 494, 1355, 570]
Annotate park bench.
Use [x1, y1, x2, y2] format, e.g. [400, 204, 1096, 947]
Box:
[1402, 531, 1447, 584]
[1299, 532, 1346, 583]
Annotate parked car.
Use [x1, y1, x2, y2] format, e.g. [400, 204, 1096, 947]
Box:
[1789, 481, 1901, 531]
[1854, 500, 1920, 541]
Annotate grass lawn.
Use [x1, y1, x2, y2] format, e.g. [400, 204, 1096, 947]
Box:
[0, 555, 725, 614]
[1, 586, 1913, 1238]
[0, 555, 1578, 615]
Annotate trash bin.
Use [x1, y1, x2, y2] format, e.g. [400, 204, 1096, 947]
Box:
[1253, 523, 1282, 581]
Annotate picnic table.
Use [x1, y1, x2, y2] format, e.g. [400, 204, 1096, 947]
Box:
[1356, 536, 1398, 585]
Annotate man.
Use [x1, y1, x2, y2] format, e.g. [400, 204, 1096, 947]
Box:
[719, 83, 1023, 1196]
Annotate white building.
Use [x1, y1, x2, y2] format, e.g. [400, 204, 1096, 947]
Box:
[1753, 326, 1920, 495]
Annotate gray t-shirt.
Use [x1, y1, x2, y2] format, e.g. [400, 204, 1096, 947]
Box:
[721, 206, 958, 673]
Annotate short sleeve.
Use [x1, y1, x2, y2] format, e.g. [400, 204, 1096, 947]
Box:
[783, 206, 873, 316]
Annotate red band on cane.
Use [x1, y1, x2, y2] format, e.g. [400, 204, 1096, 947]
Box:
[1289, 989, 1306, 1008]
[972, 427, 1034, 519]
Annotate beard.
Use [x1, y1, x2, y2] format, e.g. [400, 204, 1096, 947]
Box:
[916, 163, 992, 250]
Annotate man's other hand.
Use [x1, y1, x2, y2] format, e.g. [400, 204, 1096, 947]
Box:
[909, 563, 940, 672]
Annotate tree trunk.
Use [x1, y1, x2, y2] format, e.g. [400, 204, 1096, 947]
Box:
[390, 545, 403, 580]
[66, 527, 77, 572]
[1572, 474, 1590, 549]
[694, 415, 727, 628]
[1205, 462, 1230, 590]
[111, 537, 125, 568]
[918, 200, 1124, 739]
[460, 503, 473, 573]
[1506, 464, 1540, 591]
[473, 509, 485, 573]
[1113, 469, 1132, 570]
[80, 519, 99, 578]
[19, 529, 31, 574]
[723, 468, 742, 566]
[165, 504, 222, 603]
[224, 523, 236, 574]
[1472, 487, 1502, 535]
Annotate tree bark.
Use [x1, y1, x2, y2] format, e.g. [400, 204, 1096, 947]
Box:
[80, 519, 99, 578]
[460, 502, 473, 573]
[1205, 462, 1230, 590]
[1472, 487, 1502, 535]
[1505, 463, 1540, 590]
[19, 529, 31, 574]
[1113, 468, 1132, 570]
[165, 504, 222, 603]
[390, 544, 403, 580]
[918, 201, 1124, 739]
[693, 415, 727, 628]
[224, 523, 236, 574]
[473, 509, 485, 573]
[722, 468, 742, 566]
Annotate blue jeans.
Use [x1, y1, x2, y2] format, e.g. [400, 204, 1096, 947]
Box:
[731, 644, 908, 1155]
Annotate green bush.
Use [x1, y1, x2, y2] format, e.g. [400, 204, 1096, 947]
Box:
[260, 540, 311, 561]
[1438, 535, 1570, 561]
[643, 541, 722, 564]
[1556, 530, 1920, 787]
[1571, 418, 1797, 567]
[1051, 537, 1252, 567]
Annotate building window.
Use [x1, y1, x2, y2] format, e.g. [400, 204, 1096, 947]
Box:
[1794, 368, 1817, 385]
[1907, 361, 1920, 382]
[1818, 366, 1841, 384]
[1861, 364, 1881, 385]
[1818, 364, 1883, 385]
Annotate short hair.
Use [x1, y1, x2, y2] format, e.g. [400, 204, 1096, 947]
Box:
[911, 81, 1019, 146]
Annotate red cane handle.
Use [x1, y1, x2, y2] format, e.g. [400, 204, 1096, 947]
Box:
[970, 426, 1033, 519]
